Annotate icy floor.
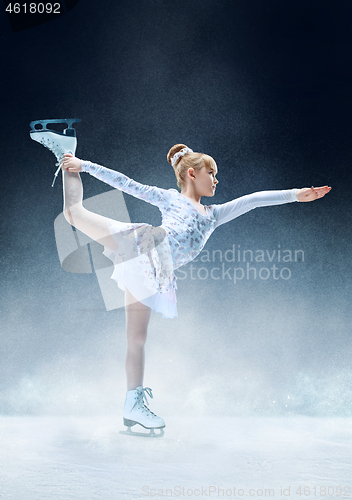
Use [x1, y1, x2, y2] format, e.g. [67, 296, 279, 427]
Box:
[0, 416, 351, 500]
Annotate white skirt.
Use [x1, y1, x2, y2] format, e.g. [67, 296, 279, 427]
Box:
[103, 221, 177, 319]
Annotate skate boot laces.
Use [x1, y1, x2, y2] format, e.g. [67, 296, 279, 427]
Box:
[132, 387, 157, 417]
[36, 135, 70, 166]
[36, 135, 74, 187]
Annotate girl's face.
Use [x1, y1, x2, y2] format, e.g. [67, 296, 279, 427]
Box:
[194, 165, 218, 197]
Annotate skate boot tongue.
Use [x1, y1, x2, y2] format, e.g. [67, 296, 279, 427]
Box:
[135, 386, 153, 406]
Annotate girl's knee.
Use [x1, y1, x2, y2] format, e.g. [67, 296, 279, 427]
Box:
[127, 328, 148, 348]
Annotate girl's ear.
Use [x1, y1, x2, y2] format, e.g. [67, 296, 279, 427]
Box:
[187, 167, 196, 180]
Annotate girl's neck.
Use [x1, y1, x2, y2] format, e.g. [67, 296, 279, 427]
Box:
[180, 186, 202, 205]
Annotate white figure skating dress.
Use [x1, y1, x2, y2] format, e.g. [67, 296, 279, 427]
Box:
[81, 161, 299, 318]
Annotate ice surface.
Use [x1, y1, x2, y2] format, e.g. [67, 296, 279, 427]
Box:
[0, 416, 351, 499]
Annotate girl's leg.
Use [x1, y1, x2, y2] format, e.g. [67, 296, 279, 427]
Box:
[123, 290, 165, 432]
[64, 172, 153, 390]
[63, 169, 164, 430]
[62, 170, 121, 251]
[124, 288, 151, 390]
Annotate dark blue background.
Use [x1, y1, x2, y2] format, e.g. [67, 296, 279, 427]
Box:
[1, 0, 351, 417]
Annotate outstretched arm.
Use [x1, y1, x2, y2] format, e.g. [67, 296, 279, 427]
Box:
[60, 154, 168, 208]
[296, 186, 331, 202]
[213, 186, 331, 228]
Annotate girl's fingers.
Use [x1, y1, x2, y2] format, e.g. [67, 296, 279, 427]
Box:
[314, 186, 331, 198]
[297, 186, 331, 201]
[60, 156, 73, 170]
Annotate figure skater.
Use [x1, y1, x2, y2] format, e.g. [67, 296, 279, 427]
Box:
[30, 120, 331, 437]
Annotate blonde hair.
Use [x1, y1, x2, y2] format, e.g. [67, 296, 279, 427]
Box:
[167, 143, 217, 189]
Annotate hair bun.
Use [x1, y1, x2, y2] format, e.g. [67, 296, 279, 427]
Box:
[167, 144, 217, 190]
[167, 144, 189, 166]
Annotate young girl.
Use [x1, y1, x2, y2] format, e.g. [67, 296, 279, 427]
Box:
[31, 125, 331, 436]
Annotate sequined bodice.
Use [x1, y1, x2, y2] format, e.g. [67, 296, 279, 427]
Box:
[159, 189, 217, 269]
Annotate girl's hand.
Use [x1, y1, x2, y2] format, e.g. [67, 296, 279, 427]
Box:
[60, 153, 82, 172]
[296, 186, 331, 202]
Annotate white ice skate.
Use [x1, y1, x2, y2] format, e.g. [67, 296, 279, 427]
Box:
[29, 119, 81, 187]
[120, 386, 165, 438]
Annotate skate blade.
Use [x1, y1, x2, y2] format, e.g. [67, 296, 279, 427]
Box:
[119, 427, 165, 438]
[30, 119, 81, 136]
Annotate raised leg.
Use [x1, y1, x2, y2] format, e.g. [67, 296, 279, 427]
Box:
[62, 169, 122, 251]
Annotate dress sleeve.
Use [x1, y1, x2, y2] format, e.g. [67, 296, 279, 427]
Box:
[213, 189, 299, 227]
[81, 160, 167, 208]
